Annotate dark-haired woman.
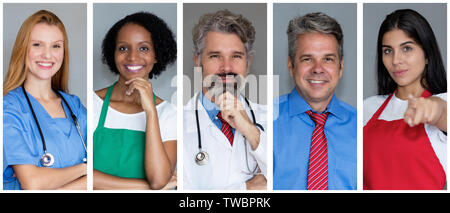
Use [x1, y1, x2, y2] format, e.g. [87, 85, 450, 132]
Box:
[363, 9, 446, 190]
[93, 12, 177, 190]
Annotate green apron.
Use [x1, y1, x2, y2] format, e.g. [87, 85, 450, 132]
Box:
[93, 84, 155, 179]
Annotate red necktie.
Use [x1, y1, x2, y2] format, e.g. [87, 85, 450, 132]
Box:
[217, 112, 234, 146]
[306, 110, 329, 190]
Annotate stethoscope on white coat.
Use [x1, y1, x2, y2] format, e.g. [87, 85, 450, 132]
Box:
[22, 86, 87, 167]
[194, 93, 264, 174]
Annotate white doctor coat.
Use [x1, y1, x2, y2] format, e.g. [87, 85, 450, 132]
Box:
[183, 93, 267, 190]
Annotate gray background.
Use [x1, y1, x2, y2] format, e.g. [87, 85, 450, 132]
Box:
[183, 3, 267, 104]
[273, 3, 357, 108]
[93, 3, 177, 104]
[3, 3, 87, 105]
[363, 3, 447, 99]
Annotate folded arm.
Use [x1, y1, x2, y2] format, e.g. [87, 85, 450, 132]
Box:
[13, 163, 86, 190]
[93, 169, 177, 190]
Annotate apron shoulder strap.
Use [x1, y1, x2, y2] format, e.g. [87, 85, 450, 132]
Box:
[368, 89, 431, 123]
[97, 83, 115, 128]
[421, 90, 432, 98]
[368, 93, 394, 123]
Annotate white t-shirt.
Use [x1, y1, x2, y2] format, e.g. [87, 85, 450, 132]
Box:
[93, 92, 177, 142]
[363, 93, 447, 172]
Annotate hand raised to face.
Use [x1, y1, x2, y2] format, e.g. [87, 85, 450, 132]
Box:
[125, 77, 156, 113]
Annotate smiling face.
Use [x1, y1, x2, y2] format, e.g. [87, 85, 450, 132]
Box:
[26, 23, 64, 82]
[196, 31, 250, 97]
[114, 23, 157, 80]
[289, 32, 343, 110]
[381, 29, 427, 91]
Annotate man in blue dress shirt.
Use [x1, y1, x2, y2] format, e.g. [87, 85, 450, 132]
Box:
[273, 12, 357, 190]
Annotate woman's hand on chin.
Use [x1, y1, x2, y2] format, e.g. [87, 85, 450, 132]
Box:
[124, 77, 156, 113]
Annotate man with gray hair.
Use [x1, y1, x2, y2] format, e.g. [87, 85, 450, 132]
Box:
[273, 12, 356, 190]
[184, 10, 267, 190]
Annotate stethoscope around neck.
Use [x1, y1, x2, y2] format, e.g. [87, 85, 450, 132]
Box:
[22, 86, 87, 167]
[194, 93, 264, 175]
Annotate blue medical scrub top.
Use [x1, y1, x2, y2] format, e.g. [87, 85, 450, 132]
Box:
[273, 88, 357, 190]
[3, 87, 87, 190]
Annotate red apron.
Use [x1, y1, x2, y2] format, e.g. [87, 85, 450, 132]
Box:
[363, 90, 446, 190]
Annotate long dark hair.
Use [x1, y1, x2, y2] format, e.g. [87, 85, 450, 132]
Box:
[376, 9, 446, 95]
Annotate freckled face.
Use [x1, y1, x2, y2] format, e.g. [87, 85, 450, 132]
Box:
[289, 32, 343, 105]
[114, 23, 157, 80]
[381, 29, 427, 90]
[26, 23, 64, 81]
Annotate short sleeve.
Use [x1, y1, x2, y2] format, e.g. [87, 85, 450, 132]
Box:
[363, 96, 386, 126]
[158, 102, 177, 142]
[424, 92, 447, 172]
[3, 96, 40, 171]
[435, 93, 447, 101]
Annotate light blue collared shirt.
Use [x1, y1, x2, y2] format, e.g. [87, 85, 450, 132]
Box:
[273, 88, 357, 190]
[201, 93, 235, 134]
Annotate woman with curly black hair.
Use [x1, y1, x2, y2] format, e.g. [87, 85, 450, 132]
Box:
[93, 12, 177, 190]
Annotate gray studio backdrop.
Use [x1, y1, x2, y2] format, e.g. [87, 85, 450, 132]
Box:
[93, 3, 177, 104]
[3, 3, 87, 106]
[183, 3, 267, 105]
[363, 3, 447, 99]
[273, 3, 357, 108]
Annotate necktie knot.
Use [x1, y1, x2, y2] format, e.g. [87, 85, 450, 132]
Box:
[307, 110, 329, 126]
[217, 112, 225, 122]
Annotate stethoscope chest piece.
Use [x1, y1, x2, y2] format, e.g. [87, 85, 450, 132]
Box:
[22, 86, 87, 168]
[41, 152, 55, 167]
[195, 151, 209, 166]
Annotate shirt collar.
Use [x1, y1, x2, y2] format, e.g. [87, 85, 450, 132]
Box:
[287, 88, 347, 120]
[288, 88, 310, 116]
[201, 92, 220, 122]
